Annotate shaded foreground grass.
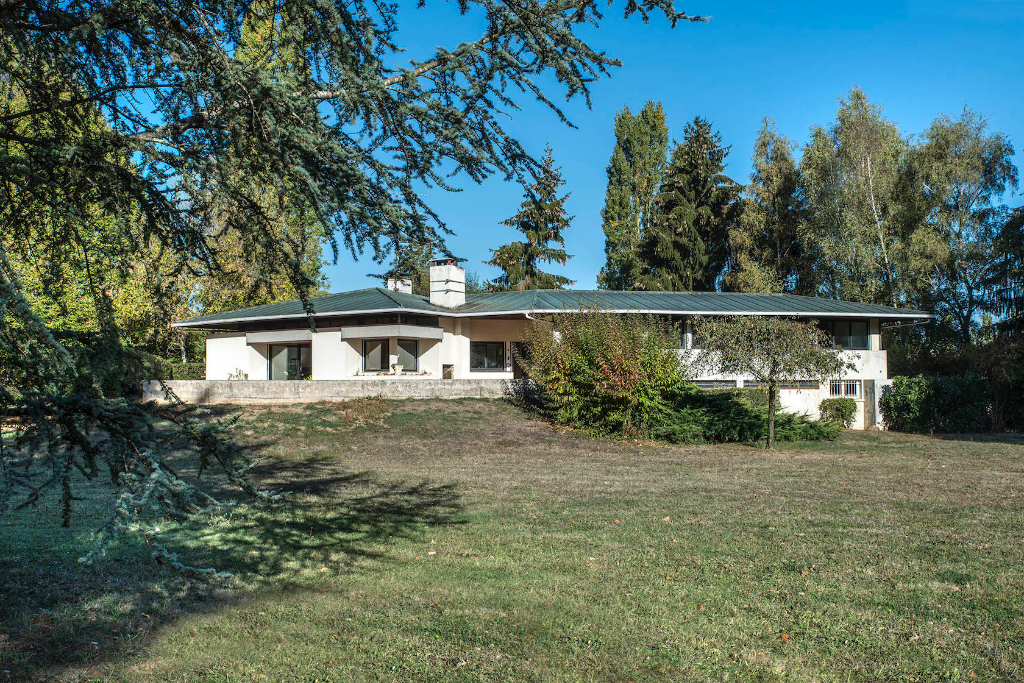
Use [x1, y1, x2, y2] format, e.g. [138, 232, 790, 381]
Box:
[2, 399, 1023, 681]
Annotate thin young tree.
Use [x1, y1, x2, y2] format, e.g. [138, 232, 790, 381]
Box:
[0, 0, 706, 568]
[487, 148, 574, 291]
[693, 316, 851, 449]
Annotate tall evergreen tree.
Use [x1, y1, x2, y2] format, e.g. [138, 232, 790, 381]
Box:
[726, 119, 814, 294]
[597, 101, 669, 290]
[487, 149, 574, 291]
[637, 117, 739, 291]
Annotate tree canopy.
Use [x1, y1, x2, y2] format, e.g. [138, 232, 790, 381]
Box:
[693, 316, 851, 449]
[597, 101, 669, 290]
[637, 116, 739, 291]
[0, 0, 705, 568]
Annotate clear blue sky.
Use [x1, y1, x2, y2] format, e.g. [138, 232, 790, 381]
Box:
[323, 0, 1024, 292]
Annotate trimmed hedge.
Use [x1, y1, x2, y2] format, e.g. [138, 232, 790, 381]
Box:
[880, 374, 989, 433]
[819, 398, 857, 428]
[167, 362, 206, 380]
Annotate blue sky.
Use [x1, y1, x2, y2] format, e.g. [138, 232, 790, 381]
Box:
[323, 0, 1024, 292]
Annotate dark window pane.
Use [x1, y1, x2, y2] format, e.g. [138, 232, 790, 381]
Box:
[850, 321, 868, 349]
[834, 321, 851, 348]
[471, 342, 505, 370]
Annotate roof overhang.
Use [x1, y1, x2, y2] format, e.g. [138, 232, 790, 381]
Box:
[173, 306, 935, 328]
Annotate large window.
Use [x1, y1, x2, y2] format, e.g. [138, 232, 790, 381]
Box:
[397, 339, 418, 372]
[363, 339, 389, 372]
[820, 321, 869, 350]
[269, 344, 311, 380]
[470, 342, 505, 371]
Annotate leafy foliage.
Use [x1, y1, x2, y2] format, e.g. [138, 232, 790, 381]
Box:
[597, 101, 670, 290]
[818, 397, 857, 428]
[520, 306, 691, 438]
[880, 374, 990, 434]
[693, 316, 851, 448]
[521, 309, 841, 445]
[487, 148, 574, 291]
[906, 109, 1019, 343]
[0, 0, 704, 566]
[726, 118, 814, 294]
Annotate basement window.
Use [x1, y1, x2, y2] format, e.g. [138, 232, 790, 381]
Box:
[829, 379, 862, 398]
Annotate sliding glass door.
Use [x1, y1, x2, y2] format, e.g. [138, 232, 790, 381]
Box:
[269, 344, 312, 380]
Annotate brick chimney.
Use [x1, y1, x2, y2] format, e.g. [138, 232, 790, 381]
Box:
[429, 258, 466, 308]
[386, 277, 413, 294]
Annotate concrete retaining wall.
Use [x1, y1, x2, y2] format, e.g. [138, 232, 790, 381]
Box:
[142, 379, 521, 404]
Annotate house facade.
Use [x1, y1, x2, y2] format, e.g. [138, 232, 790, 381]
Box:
[172, 259, 933, 429]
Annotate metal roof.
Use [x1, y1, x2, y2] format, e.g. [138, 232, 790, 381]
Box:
[173, 287, 935, 328]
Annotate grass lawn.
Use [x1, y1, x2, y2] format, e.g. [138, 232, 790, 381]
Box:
[2, 399, 1023, 682]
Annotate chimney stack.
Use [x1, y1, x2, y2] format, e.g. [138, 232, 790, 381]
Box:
[429, 258, 466, 308]
[386, 277, 413, 295]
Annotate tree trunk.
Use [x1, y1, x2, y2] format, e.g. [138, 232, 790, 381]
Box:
[766, 383, 778, 450]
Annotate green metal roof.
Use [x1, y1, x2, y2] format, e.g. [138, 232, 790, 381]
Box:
[173, 287, 934, 328]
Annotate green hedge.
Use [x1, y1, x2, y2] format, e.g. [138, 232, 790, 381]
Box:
[652, 389, 840, 444]
[880, 374, 989, 433]
[167, 362, 206, 380]
[819, 398, 857, 428]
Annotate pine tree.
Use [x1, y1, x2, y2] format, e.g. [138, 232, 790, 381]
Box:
[637, 117, 740, 291]
[725, 119, 814, 294]
[487, 149, 574, 291]
[597, 101, 669, 290]
[0, 0, 704, 567]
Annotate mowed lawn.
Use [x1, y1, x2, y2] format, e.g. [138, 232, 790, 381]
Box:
[2, 400, 1023, 682]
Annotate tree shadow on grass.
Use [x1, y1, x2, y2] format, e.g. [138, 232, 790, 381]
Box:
[0, 450, 464, 681]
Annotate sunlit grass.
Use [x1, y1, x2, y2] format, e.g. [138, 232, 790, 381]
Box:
[2, 400, 1022, 681]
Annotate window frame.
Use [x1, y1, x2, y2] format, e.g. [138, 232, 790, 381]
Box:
[396, 338, 418, 372]
[362, 338, 389, 373]
[829, 379, 862, 398]
[693, 379, 737, 389]
[469, 341, 506, 372]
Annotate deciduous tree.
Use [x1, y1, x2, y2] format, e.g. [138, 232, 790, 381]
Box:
[726, 119, 813, 294]
[597, 101, 670, 290]
[693, 316, 851, 449]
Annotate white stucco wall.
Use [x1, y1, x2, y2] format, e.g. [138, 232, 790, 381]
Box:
[206, 333, 251, 380]
[312, 329, 348, 380]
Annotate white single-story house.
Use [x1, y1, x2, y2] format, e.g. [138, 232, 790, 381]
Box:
[170, 258, 934, 429]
